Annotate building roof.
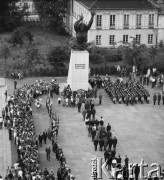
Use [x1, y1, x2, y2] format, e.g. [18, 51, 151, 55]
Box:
[76, 0, 158, 10]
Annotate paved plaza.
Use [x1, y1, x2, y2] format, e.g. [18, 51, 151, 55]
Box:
[0, 77, 163, 179]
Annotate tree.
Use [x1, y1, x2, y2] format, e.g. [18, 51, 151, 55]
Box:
[47, 45, 70, 69]
[33, 0, 68, 34]
[0, 43, 10, 77]
[118, 44, 151, 71]
[21, 45, 45, 69]
[149, 46, 158, 66]
[0, 0, 27, 31]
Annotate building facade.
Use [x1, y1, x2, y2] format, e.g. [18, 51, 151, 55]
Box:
[150, 0, 164, 44]
[17, 0, 39, 21]
[67, 0, 160, 47]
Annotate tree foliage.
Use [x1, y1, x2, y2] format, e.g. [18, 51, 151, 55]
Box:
[0, 0, 27, 31]
[149, 46, 158, 66]
[33, 0, 68, 34]
[9, 27, 33, 47]
[22, 45, 44, 69]
[47, 45, 70, 68]
[118, 44, 151, 71]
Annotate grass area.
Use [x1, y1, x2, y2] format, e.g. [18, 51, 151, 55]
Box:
[0, 27, 70, 76]
[1, 26, 164, 77]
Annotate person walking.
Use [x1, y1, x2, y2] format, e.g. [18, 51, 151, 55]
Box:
[45, 146, 51, 161]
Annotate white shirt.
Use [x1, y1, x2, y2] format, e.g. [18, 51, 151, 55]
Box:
[18, 170, 23, 177]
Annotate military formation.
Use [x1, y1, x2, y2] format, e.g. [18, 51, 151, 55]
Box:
[103, 78, 150, 105]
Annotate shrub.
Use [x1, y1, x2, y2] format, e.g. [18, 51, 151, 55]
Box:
[9, 27, 33, 47]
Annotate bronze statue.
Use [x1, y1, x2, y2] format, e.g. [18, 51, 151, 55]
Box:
[71, 11, 95, 51]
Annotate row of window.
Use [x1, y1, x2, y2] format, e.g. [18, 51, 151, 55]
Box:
[96, 14, 154, 28]
[96, 34, 154, 45]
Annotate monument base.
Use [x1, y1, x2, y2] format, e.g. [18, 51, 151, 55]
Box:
[67, 50, 89, 91]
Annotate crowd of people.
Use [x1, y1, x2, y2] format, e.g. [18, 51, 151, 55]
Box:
[0, 78, 75, 180]
[60, 85, 99, 110]
[79, 99, 130, 180]
[103, 77, 150, 105]
[139, 68, 164, 89]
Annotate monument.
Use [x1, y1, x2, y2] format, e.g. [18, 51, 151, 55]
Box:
[67, 11, 95, 91]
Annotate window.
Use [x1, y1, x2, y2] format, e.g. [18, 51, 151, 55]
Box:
[136, 14, 142, 27]
[96, 35, 101, 45]
[149, 14, 154, 27]
[109, 35, 115, 45]
[24, 3, 28, 7]
[136, 34, 141, 44]
[96, 15, 102, 27]
[148, 34, 153, 44]
[124, 15, 129, 28]
[123, 35, 128, 44]
[24, 3, 29, 12]
[110, 15, 115, 28]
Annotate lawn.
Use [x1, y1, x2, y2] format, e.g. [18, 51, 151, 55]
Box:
[0, 26, 164, 77]
[0, 27, 70, 76]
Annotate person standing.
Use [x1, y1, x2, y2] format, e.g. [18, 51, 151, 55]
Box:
[38, 133, 43, 147]
[2, 108, 5, 120]
[117, 154, 122, 169]
[4, 90, 7, 102]
[134, 164, 140, 180]
[162, 92, 164, 105]
[45, 146, 51, 161]
[124, 155, 129, 168]
[14, 80, 17, 89]
[43, 130, 48, 144]
[106, 123, 111, 132]
[158, 92, 161, 105]
[0, 117, 3, 129]
[9, 127, 12, 140]
[82, 108, 87, 121]
[153, 93, 157, 105]
[93, 136, 99, 151]
[99, 94, 102, 105]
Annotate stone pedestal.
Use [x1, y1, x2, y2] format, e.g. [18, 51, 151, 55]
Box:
[67, 50, 89, 91]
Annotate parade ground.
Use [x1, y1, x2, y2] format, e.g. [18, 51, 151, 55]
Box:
[0, 77, 164, 180]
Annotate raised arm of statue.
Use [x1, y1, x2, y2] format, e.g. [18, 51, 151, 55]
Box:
[86, 11, 95, 30]
[74, 15, 83, 32]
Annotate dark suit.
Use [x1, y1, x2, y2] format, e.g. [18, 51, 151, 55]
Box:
[153, 94, 157, 105]
[158, 94, 161, 105]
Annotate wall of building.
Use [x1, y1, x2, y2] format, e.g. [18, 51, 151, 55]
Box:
[158, 15, 164, 41]
[17, 0, 39, 20]
[71, 0, 159, 47]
